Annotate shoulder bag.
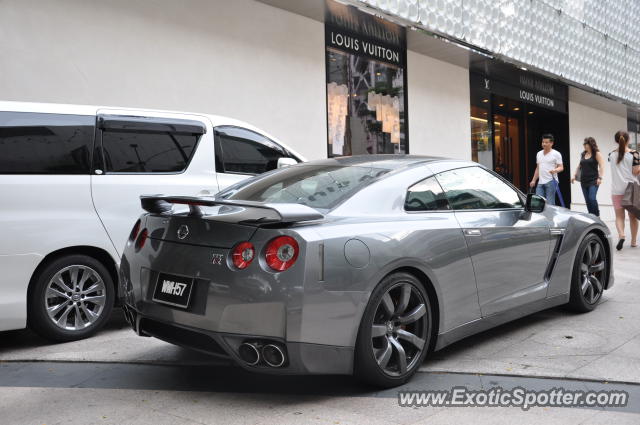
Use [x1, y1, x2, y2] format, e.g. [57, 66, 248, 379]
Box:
[621, 151, 640, 217]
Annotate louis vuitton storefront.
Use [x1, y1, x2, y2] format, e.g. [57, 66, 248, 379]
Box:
[324, 1, 408, 157]
[470, 61, 571, 203]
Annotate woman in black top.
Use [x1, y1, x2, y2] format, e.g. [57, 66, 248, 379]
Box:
[572, 137, 605, 216]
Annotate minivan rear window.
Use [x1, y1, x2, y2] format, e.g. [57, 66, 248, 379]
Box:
[0, 112, 94, 174]
[101, 130, 200, 173]
[218, 164, 390, 210]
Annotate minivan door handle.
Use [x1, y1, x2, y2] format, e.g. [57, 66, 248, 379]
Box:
[464, 229, 482, 236]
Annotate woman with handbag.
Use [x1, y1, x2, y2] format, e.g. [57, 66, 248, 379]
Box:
[609, 130, 640, 250]
[572, 137, 605, 216]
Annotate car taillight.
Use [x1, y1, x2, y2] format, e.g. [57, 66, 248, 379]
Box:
[232, 242, 255, 269]
[135, 228, 148, 251]
[265, 236, 299, 271]
[129, 219, 141, 242]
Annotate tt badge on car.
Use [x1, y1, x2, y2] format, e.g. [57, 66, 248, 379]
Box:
[211, 254, 224, 265]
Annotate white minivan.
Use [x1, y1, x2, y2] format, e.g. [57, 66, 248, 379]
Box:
[0, 101, 304, 341]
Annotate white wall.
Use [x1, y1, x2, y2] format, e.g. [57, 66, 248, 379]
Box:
[406, 50, 471, 160]
[0, 0, 327, 160]
[0, 0, 473, 162]
[568, 89, 628, 220]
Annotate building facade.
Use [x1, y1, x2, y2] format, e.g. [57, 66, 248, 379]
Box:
[1, 0, 637, 218]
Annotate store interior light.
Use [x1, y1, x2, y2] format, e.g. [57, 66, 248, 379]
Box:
[513, 107, 520, 111]
[482, 99, 489, 103]
[471, 116, 502, 125]
[499, 103, 504, 107]
[528, 111, 534, 114]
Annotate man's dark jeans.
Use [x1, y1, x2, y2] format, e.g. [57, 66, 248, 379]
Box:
[536, 181, 556, 206]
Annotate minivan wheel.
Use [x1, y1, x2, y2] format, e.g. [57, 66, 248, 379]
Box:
[568, 233, 608, 313]
[354, 272, 432, 388]
[29, 255, 114, 342]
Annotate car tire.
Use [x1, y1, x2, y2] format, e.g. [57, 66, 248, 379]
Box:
[354, 272, 432, 388]
[568, 233, 608, 313]
[28, 255, 115, 342]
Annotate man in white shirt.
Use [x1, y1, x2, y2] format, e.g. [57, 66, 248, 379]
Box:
[529, 134, 564, 205]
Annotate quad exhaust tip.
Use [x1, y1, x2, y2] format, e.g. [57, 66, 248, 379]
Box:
[262, 344, 286, 368]
[238, 341, 287, 368]
[238, 342, 260, 366]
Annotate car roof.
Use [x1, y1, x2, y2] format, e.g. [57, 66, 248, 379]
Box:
[293, 154, 474, 171]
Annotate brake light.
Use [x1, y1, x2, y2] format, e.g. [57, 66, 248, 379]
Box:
[232, 242, 255, 269]
[265, 236, 299, 271]
[135, 228, 148, 251]
[129, 219, 141, 242]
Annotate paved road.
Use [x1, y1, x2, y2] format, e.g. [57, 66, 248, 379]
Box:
[1, 361, 639, 424]
[1, 221, 638, 424]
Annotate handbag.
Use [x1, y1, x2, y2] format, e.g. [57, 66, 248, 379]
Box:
[575, 152, 583, 182]
[621, 181, 640, 218]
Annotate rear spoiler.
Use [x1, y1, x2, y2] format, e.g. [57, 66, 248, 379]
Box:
[140, 195, 324, 224]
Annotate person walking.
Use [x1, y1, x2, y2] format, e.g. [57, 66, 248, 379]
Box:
[571, 137, 605, 216]
[609, 130, 640, 250]
[529, 134, 564, 205]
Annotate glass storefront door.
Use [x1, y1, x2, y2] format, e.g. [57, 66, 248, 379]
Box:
[490, 96, 524, 190]
[492, 96, 523, 189]
[470, 104, 492, 169]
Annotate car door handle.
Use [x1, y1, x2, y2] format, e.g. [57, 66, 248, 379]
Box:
[464, 229, 482, 236]
[198, 190, 212, 196]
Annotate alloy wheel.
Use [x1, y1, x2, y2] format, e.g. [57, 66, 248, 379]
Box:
[45, 265, 107, 331]
[370, 281, 429, 376]
[580, 238, 606, 305]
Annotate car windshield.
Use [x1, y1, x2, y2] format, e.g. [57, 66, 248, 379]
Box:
[217, 164, 391, 210]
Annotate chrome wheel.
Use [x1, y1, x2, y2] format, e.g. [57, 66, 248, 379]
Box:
[580, 238, 605, 305]
[370, 281, 428, 376]
[45, 265, 107, 331]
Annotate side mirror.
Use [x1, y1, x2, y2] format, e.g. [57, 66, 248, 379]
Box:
[525, 193, 546, 213]
[277, 157, 298, 168]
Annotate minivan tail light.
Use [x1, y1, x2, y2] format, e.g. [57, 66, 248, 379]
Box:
[265, 236, 299, 271]
[135, 229, 148, 251]
[129, 219, 141, 242]
[232, 242, 255, 269]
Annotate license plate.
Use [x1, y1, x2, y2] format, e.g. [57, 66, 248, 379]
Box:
[152, 272, 194, 309]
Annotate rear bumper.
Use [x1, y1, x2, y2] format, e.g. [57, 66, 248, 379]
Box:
[122, 303, 353, 375]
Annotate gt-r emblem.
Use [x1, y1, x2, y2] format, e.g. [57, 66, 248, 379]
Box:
[211, 253, 224, 265]
[177, 225, 190, 240]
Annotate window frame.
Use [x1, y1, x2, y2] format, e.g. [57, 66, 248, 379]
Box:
[403, 174, 452, 213]
[96, 120, 204, 175]
[434, 166, 526, 212]
[213, 125, 300, 176]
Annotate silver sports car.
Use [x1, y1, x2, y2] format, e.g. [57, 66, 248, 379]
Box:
[120, 155, 613, 387]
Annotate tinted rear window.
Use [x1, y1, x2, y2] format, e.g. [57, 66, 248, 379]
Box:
[0, 112, 94, 174]
[215, 126, 291, 175]
[218, 164, 390, 210]
[101, 130, 199, 173]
